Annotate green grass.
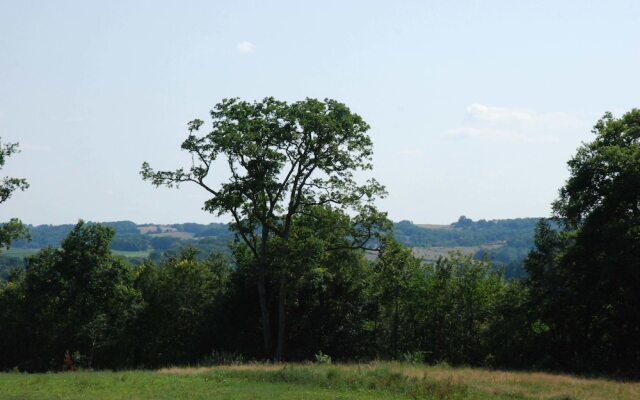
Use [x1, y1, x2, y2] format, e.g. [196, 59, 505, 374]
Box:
[0, 369, 406, 400]
[2, 363, 638, 400]
[3, 248, 151, 259]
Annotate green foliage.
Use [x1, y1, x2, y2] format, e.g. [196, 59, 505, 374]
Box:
[0, 254, 23, 279]
[524, 109, 640, 373]
[148, 235, 180, 251]
[0, 219, 29, 251]
[111, 233, 149, 251]
[369, 237, 424, 358]
[314, 351, 332, 364]
[408, 253, 507, 365]
[141, 97, 389, 360]
[0, 221, 142, 371]
[0, 139, 29, 251]
[394, 218, 539, 277]
[402, 351, 426, 364]
[133, 248, 231, 367]
[6, 107, 640, 376]
[393, 218, 538, 248]
[0, 139, 28, 206]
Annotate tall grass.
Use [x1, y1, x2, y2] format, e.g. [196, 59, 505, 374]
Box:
[3, 363, 640, 400]
[220, 364, 469, 399]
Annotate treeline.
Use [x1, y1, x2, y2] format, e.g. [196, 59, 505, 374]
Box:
[0, 220, 534, 371]
[1, 100, 638, 376]
[9, 221, 234, 251]
[10, 218, 536, 252]
[395, 217, 538, 277]
[4, 217, 538, 277]
[0, 216, 635, 375]
[394, 216, 539, 248]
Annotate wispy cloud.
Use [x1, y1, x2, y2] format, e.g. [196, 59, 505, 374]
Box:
[446, 104, 587, 144]
[236, 41, 256, 54]
[466, 104, 535, 124]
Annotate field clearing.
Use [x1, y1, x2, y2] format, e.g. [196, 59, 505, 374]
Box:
[1, 363, 637, 400]
[412, 244, 503, 262]
[2, 248, 40, 257]
[148, 231, 194, 239]
[137, 225, 178, 234]
[112, 249, 152, 258]
[3, 248, 151, 259]
[415, 224, 455, 230]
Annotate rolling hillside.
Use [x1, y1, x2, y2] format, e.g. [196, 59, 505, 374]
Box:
[1, 216, 541, 279]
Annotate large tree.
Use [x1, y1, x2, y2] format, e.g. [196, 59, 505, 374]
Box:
[141, 97, 387, 359]
[525, 109, 640, 372]
[0, 139, 29, 249]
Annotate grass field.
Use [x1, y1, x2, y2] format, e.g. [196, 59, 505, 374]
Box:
[148, 231, 195, 239]
[3, 248, 151, 259]
[0, 363, 637, 400]
[411, 244, 503, 262]
[111, 249, 152, 258]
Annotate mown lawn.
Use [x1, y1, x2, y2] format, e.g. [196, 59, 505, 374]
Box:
[0, 363, 637, 400]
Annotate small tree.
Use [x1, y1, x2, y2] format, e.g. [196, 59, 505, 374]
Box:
[0, 139, 29, 249]
[141, 97, 387, 359]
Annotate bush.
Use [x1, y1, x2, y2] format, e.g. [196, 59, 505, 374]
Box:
[314, 351, 332, 364]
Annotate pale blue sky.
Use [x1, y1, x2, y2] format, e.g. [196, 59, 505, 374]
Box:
[1, 0, 639, 225]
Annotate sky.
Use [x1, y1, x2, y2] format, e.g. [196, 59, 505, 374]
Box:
[1, 0, 639, 225]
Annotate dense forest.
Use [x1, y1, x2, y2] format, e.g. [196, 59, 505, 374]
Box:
[1, 99, 639, 376]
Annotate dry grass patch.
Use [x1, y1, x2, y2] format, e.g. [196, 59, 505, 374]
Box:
[158, 363, 640, 400]
[390, 363, 640, 400]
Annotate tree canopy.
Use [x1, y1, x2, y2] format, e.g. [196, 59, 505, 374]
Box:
[141, 97, 389, 359]
[525, 109, 640, 372]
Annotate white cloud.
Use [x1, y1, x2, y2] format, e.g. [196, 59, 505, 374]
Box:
[236, 41, 256, 54]
[446, 104, 587, 144]
[466, 104, 535, 124]
[447, 127, 559, 144]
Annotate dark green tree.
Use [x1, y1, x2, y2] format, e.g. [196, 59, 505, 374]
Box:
[416, 253, 505, 364]
[371, 237, 423, 358]
[525, 109, 640, 372]
[134, 248, 231, 366]
[0, 221, 141, 371]
[141, 97, 387, 360]
[267, 205, 389, 360]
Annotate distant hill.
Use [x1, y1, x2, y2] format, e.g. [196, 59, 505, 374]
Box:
[1, 216, 542, 279]
[394, 216, 541, 278]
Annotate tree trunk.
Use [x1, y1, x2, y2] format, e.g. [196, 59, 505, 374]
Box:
[257, 262, 271, 358]
[393, 298, 399, 358]
[275, 275, 287, 361]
